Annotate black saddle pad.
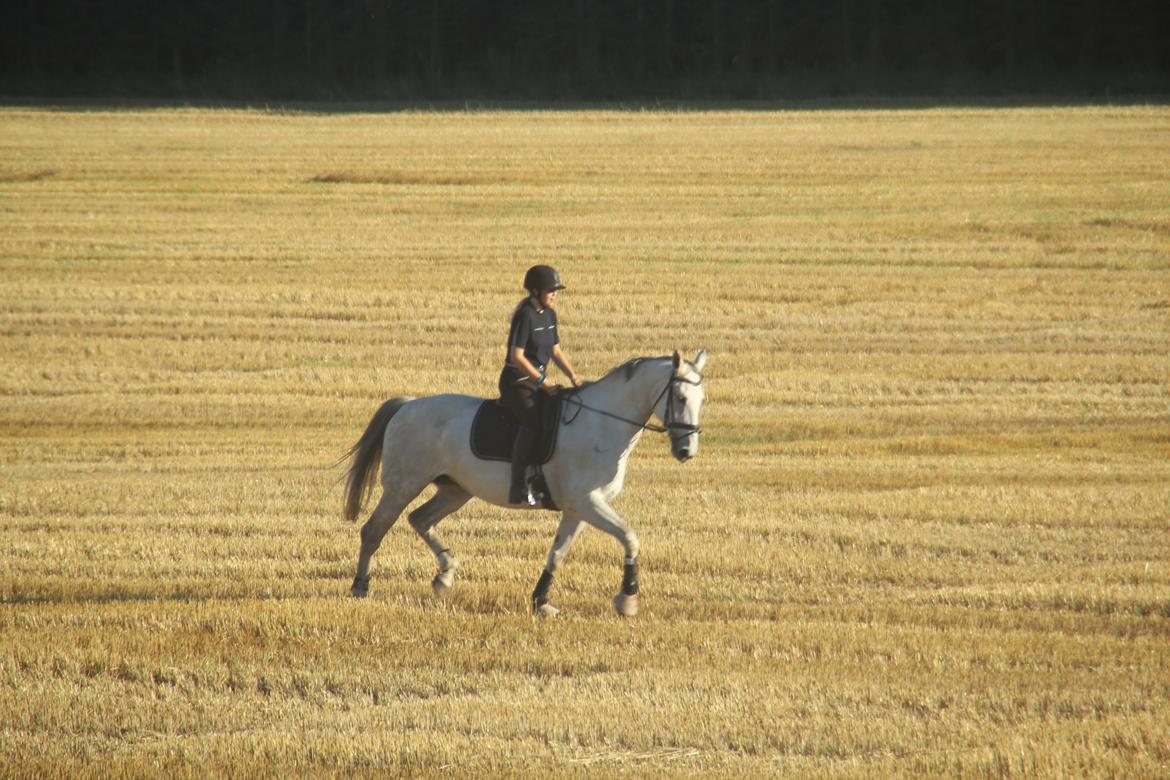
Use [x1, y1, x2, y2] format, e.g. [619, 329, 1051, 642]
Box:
[470, 396, 562, 464]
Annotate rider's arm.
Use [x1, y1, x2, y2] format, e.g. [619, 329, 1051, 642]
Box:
[551, 345, 582, 387]
[510, 346, 545, 383]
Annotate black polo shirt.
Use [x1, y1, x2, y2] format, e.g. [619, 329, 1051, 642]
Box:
[506, 298, 559, 375]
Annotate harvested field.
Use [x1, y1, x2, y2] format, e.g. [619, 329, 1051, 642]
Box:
[2, 105, 1168, 777]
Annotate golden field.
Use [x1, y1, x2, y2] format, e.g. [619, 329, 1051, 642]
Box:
[1, 105, 1168, 777]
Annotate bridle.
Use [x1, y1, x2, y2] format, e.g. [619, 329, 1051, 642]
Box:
[564, 371, 703, 445]
[655, 373, 704, 443]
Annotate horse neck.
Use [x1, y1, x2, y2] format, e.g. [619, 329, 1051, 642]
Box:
[586, 358, 671, 426]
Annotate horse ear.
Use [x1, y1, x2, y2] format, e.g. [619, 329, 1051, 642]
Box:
[672, 351, 681, 370]
[694, 349, 707, 372]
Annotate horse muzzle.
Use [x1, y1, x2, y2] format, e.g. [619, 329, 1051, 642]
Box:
[668, 422, 701, 462]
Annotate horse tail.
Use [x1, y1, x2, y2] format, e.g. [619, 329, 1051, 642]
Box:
[343, 396, 413, 522]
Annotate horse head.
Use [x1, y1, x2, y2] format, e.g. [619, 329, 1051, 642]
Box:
[661, 349, 707, 463]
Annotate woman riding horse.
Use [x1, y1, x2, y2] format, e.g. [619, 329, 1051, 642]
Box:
[342, 262, 707, 616]
[499, 265, 583, 506]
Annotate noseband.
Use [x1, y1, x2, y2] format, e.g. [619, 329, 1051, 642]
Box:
[564, 371, 702, 443]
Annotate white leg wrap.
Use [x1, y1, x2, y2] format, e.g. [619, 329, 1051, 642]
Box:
[437, 550, 458, 574]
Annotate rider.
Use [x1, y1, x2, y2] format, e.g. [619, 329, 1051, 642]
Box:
[500, 265, 584, 506]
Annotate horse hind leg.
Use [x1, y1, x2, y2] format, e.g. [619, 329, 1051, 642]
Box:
[407, 478, 471, 598]
[351, 487, 416, 598]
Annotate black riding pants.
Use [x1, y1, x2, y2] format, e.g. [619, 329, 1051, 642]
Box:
[498, 369, 541, 432]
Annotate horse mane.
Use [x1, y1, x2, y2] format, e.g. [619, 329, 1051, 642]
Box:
[600, 355, 672, 384]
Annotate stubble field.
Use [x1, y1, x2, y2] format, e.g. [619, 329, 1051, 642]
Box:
[1, 104, 1168, 777]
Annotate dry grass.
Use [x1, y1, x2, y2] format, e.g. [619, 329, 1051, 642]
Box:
[1, 105, 1169, 777]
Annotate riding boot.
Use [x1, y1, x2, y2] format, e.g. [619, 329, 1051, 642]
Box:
[509, 427, 538, 506]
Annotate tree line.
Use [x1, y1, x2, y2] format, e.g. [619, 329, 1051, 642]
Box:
[3, 0, 1166, 100]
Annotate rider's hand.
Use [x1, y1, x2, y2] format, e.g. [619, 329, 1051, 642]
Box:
[539, 382, 560, 396]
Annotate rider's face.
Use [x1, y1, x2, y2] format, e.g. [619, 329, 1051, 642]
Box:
[538, 289, 559, 309]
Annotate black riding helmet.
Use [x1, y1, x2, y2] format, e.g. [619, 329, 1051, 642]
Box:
[524, 264, 566, 293]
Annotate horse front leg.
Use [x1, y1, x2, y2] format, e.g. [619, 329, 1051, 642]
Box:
[575, 491, 641, 617]
[618, 556, 639, 616]
[532, 513, 585, 617]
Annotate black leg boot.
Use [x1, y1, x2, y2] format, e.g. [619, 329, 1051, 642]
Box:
[508, 427, 537, 506]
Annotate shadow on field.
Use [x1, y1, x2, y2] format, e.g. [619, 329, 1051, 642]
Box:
[2, 582, 348, 607]
[3, 587, 576, 618]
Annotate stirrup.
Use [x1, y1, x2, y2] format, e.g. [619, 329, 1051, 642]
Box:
[509, 481, 537, 507]
[526, 479, 545, 506]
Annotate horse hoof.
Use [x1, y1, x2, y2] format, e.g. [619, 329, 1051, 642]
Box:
[432, 572, 454, 598]
[613, 593, 639, 617]
[351, 577, 370, 598]
[534, 603, 560, 618]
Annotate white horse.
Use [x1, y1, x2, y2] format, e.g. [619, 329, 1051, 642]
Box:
[343, 350, 707, 616]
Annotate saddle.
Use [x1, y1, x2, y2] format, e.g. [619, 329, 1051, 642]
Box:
[469, 394, 563, 465]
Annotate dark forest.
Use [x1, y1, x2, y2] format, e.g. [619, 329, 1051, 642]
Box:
[3, 0, 1168, 101]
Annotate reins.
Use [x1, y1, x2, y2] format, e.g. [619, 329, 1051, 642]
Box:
[563, 393, 668, 433]
[562, 371, 702, 439]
